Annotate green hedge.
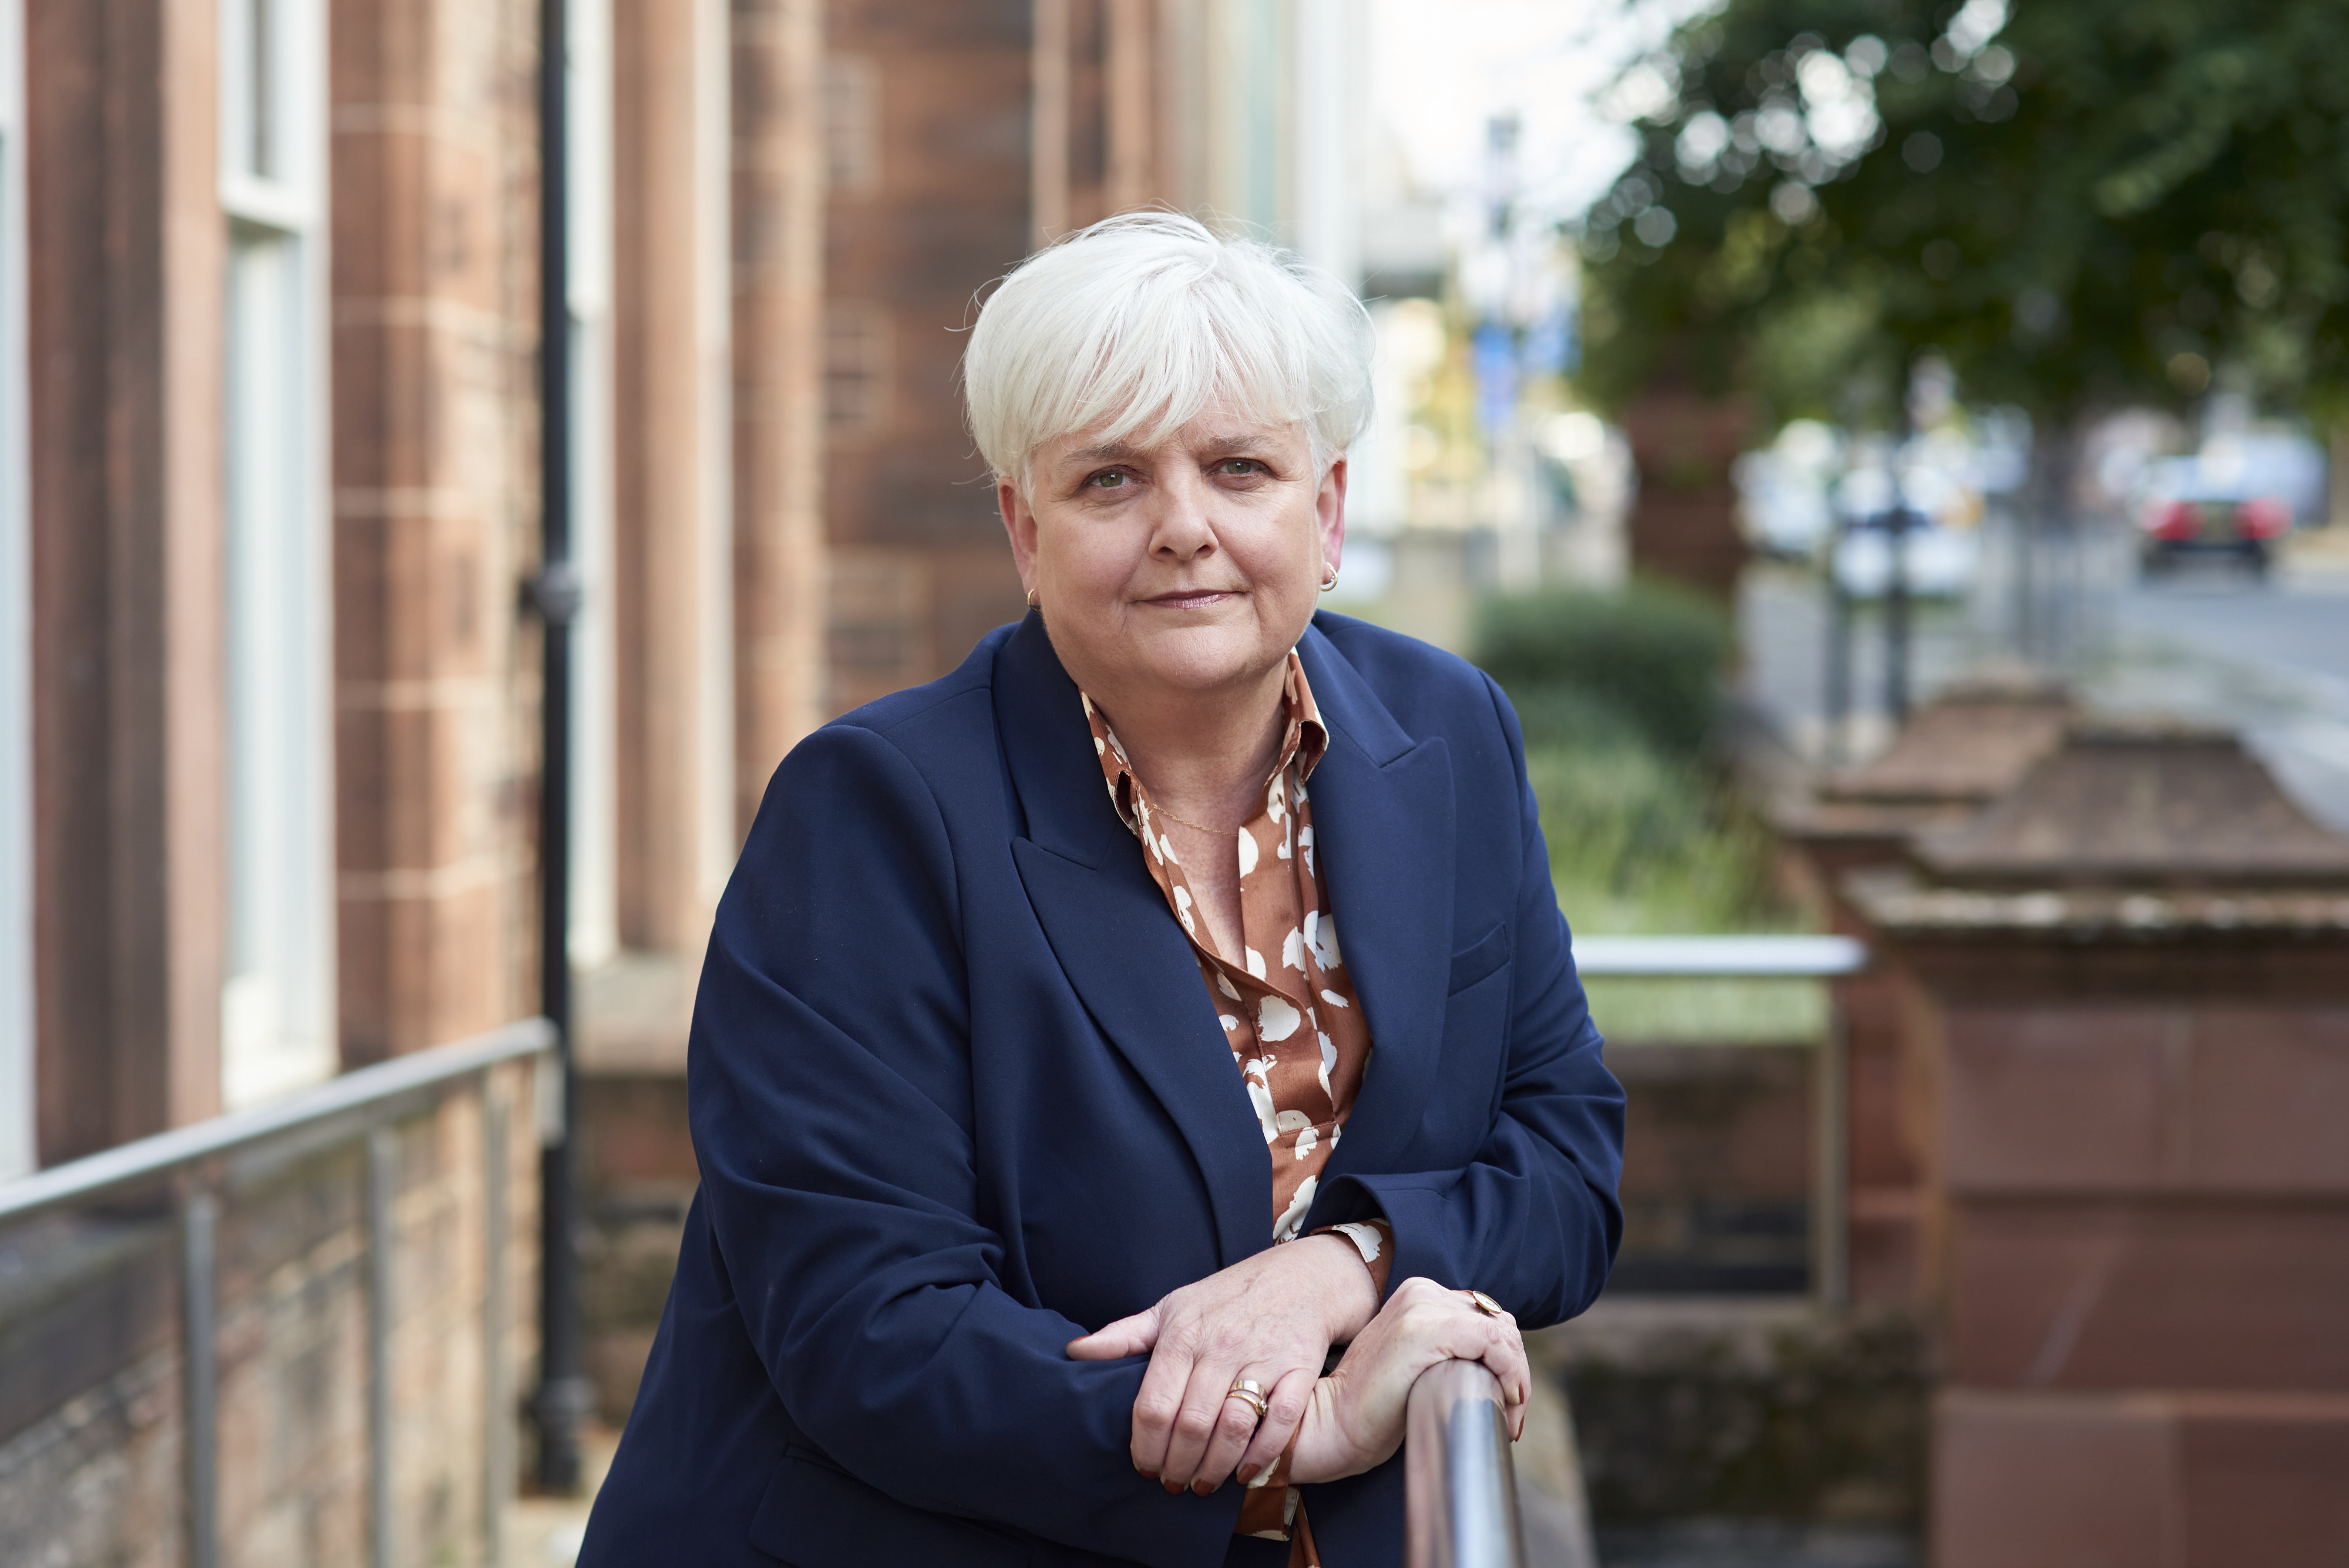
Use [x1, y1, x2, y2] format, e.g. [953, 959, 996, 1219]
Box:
[1472, 581, 1732, 759]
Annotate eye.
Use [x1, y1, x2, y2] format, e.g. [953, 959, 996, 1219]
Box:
[1217, 458, 1266, 477]
[1086, 470, 1130, 490]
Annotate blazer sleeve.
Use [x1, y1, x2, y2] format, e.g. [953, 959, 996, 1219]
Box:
[1321, 674, 1626, 1327]
[689, 721, 1244, 1567]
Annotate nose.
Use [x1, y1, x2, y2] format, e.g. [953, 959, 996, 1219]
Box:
[1149, 465, 1219, 564]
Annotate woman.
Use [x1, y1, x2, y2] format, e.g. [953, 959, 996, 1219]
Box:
[580, 213, 1624, 1568]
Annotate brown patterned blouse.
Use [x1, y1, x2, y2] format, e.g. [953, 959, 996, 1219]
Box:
[1081, 651, 1392, 1563]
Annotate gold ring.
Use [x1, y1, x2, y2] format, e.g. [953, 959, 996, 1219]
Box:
[1465, 1289, 1505, 1319]
[1225, 1379, 1270, 1421]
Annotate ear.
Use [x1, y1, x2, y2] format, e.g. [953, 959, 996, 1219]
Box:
[1315, 455, 1348, 582]
[999, 476, 1041, 599]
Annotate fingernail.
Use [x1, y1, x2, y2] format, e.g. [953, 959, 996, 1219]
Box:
[1162, 1478, 1183, 1495]
[1192, 1479, 1214, 1497]
[1236, 1463, 1261, 1486]
[1136, 1465, 1157, 1480]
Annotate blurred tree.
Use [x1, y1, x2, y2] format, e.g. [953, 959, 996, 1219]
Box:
[1576, 0, 2349, 437]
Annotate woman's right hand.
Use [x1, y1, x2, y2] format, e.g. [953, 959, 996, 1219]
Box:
[1287, 1277, 1532, 1485]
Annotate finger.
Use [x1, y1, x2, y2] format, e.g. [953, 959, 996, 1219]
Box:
[1189, 1365, 1283, 1495]
[1160, 1353, 1247, 1491]
[1475, 1320, 1534, 1430]
[1235, 1366, 1315, 1483]
[1068, 1307, 1162, 1362]
[1129, 1326, 1197, 1480]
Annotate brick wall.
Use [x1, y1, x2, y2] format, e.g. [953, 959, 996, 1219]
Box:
[1608, 1041, 1814, 1296]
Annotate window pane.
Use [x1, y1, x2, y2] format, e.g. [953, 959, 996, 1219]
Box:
[223, 228, 333, 1107]
[250, 0, 277, 179]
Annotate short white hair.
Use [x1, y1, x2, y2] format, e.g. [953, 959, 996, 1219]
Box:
[964, 212, 1375, 490]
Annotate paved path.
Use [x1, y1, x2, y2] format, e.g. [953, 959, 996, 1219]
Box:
[1739, 534, 2349, 830]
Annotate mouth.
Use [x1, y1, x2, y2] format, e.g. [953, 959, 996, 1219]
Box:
[1138, 587, 1243, 610]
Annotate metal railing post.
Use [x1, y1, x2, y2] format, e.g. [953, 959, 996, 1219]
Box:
[1404, 1358, 1527, 1568]
[482, 1069, 513, 1564]
[180, 1186, 221, 1568]
[366, 1126, 399, 1568]
[1814, 1000, 1851, 1309]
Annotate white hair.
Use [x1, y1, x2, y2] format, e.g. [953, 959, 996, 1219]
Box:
[963, 212, 1375, 491]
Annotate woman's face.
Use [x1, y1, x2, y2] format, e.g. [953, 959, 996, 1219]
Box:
[999, 401, 1346, 706]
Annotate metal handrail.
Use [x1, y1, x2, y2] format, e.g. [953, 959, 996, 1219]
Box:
[1405, 1357, 1527, 1568]
[0, 1018, 554, 1568]
[0, 1017, 554, 1223]
[1573, 933, 1868, 977]
[1400, 937, 1876, 1567]
[1573, 931, 1872, 1309]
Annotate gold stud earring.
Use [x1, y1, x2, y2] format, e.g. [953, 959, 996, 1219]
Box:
[1026, 587, 1040, 608]
[1319, 567, 1338, 593]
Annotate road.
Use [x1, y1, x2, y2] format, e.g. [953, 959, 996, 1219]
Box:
[1739, 531, 2349, 830]
[2097, 556, 2349, 830]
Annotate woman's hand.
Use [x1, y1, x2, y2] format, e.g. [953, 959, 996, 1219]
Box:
[1067, 1234, 1380, 1494]
[1289, 1277, 1531, 1485]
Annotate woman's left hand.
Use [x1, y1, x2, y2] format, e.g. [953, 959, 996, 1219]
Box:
[1067, 1233, 1380, 1495]
[1290, 1277, 1532, 1485]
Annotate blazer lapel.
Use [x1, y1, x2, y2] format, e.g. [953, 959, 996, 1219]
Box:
[1295, 624, 1458, 1204]
[994, 614, 1271, 1268]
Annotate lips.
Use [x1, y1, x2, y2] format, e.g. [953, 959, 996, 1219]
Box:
[1140, 587, 1243, 608]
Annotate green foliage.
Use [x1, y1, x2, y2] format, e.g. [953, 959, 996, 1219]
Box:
[1526, 743, 1775, 935]
[1474, 582, 1735, 759]
[1475, 584, 1823, 1035]
[1580, 0, 2349, 425]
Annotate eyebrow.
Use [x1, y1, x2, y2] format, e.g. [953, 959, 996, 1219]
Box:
[1064, 432, 1276, 465]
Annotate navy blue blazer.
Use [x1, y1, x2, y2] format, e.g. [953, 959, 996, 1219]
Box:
[580, 610, 1624, 1568]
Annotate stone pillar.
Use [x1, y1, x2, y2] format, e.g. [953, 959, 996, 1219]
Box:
[1849, 724, 2349, 1566]
[25, 0, 227, 1158]
[1103, 0, 1156, 213]
[611, 0, 735, 954]
[732, 0, 826, 826]
[823, 0, 1033, 714]
[1031, 0, 1070, 242]
[1773, 675, 2073, 1303]
[1034, 0, 1170, 237]
[330, 0, 543, 1064]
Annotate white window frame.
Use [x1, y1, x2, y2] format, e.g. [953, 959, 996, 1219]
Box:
[0, 0, 36, 1176]
[568, 0, 619, 968]
[690, 0, 735, 909]
[218, 0, 338, 1108]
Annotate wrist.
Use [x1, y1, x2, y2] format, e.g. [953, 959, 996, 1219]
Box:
[1304, 1233, 1380, 1342]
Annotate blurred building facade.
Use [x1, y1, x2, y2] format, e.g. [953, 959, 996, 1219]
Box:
[0, 0, 1368, 1555]
[0, 0, 1370, 1187]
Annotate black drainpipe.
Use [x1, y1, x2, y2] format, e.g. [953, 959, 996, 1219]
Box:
[529, 0, 590, 1495]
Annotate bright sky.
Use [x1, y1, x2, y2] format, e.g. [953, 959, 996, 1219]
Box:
[1369, 0, 1720, 223]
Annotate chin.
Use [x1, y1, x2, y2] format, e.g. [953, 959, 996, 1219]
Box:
[1129, 630, 1275, 695]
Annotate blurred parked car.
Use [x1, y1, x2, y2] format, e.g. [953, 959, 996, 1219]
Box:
[2136, 440, 2304, 577]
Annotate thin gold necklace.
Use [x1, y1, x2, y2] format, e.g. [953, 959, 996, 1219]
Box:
[1148, 763, 1292, 836]
[1151, 800, 1236, 836]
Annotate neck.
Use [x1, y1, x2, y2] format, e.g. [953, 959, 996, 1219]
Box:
[1088, 661, 1289, 830]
